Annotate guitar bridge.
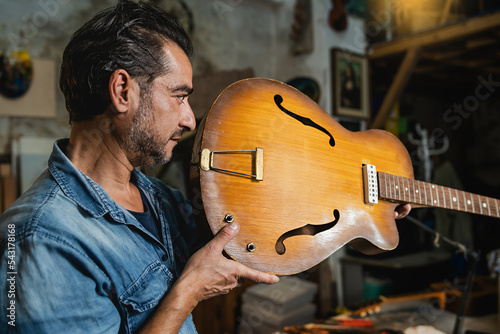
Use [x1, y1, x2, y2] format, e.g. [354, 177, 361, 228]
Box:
[200, 148, 264, 181]
[363, 164, 379, 205]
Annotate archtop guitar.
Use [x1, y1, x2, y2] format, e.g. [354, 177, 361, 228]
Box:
[190, 78, 499, 275]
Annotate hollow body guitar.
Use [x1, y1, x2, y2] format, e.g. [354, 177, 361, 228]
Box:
[191, 78, 499, 275]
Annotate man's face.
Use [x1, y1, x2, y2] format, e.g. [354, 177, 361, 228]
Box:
[122, 43, 195, 167]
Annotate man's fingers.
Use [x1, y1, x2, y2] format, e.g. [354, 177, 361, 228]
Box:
[237, 263, 280, 285]
[206, 222, 279, 285]
[394, 203, 411, 219]
[208, 222, 240, 253]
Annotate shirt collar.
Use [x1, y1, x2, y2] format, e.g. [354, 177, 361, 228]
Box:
[48, 138, 156, 222]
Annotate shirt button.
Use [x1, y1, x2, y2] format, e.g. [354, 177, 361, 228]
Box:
[161, 254, 168, 262]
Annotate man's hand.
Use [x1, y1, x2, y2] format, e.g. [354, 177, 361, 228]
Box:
[180, 221, 280, 302]
[394, 203, 411, 219]
[140, 222, 279, 334]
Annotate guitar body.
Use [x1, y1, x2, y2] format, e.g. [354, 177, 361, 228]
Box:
[191, 78, 414, 275]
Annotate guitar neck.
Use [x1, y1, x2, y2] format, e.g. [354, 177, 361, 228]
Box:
[377, 172, 500, 218]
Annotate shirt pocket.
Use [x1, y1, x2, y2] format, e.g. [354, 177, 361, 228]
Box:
[119, 261, 174, 333]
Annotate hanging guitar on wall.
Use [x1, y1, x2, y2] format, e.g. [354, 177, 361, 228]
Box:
[329, 0, 347, 31]
[190, 78, 500, 275]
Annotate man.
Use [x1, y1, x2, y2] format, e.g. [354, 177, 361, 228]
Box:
[0, 1, 410, 333]
[1, 1, 279, 333]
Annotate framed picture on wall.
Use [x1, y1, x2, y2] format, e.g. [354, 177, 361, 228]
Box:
[331, 49, 369, 119]
[335, 116, 367, 132]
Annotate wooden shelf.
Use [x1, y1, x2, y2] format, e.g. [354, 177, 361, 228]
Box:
[367, 11, 500, 128]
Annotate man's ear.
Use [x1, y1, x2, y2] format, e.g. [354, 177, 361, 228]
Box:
[109, 69, 137, 114]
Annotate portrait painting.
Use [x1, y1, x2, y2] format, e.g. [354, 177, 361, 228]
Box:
[331, 49, 369, 119]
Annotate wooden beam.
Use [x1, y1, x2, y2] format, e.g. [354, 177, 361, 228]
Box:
[420, 49, 465, 61]
[369, 47, 422, 129]
[465, 37, 499, 49]
[367, 11, 500, 59]
[445, 59, 500, 74]
[439, 0, 453, 24]
[413, 65, 441, 74]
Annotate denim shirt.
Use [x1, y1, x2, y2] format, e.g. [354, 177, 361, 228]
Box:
[0, 139, 199, 333]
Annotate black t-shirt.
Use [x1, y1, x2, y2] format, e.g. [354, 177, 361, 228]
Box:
[128, 189, 162, 241]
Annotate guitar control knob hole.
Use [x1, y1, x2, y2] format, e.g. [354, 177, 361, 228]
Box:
[224, 214, 234, 223]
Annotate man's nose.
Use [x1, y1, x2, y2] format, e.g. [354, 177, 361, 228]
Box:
[181, 102, 196, 131]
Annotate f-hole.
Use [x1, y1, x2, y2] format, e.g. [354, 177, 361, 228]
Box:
[275, 209, 340, 255]
[274, 94, 335, 147]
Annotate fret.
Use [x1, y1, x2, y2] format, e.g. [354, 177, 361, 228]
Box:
[392, 175, 398, 199]
[396, 176, 402, 201]
[421, 181, 424, 204]
[402, 177, 406, 202]
[434, 185, 439, 207]
[396, 176, 401, 201]
[410, 179, 414, 202]
[390, 174, 393, 199]
[461, 191, 465, 212]
[430, 185, 435, 206]
[417, 180, 422, 205]
[377, 173, 383, 197]
[394, 175, 397, 199]
[401, 177, 404, 201]
[412, 179, 417, 203]
[434, 185, 439, 206]
[394, 175, 398, 201]
[436, 186, 440, 207]
[402, 177, 406, 201]
[423, 183, 428, 206]
[427, 184, 431, 206]
[478, 194, 483, 215]
[397, 176, 401, 201]
[376, 174, 499, 219]
[429, 183, 433, 206]
[384, 173, 388, 198]
[463, 191, 468, 212]
[467, 193, 472, 211]
[411, 179, 416, 204]
[481, 195, 490, 216]
[407, 178, 411, 202]
[408, 179, 417, 203]
[390, 173, 394, 199]
[448, 188, 452, 210]
[406, 178, 411, 202]
[391, 175, 396, 199]
[384, 173, 388, 199]
[423, 182, 428, 206]
[389, 174, 393, 199]
[470, 193, 475, 213]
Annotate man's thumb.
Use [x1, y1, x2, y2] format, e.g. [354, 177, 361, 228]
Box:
[210, 222, 239, 252]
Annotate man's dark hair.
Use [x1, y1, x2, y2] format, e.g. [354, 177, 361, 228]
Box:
[60, 0, 193, 123]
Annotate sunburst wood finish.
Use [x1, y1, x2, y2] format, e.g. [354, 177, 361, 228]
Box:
[190, 78, 499, 275]
[191, 78, 413, 275]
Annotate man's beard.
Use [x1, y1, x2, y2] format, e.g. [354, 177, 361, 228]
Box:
[123, 93, 174, 167]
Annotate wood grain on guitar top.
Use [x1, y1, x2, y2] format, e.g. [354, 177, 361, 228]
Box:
[193, 78, 414, 274]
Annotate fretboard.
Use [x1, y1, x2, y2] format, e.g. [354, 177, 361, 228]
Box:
[377, 172, 500, 218]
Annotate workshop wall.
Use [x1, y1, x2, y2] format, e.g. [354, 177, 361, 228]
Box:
[0, 0, 366, 154]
